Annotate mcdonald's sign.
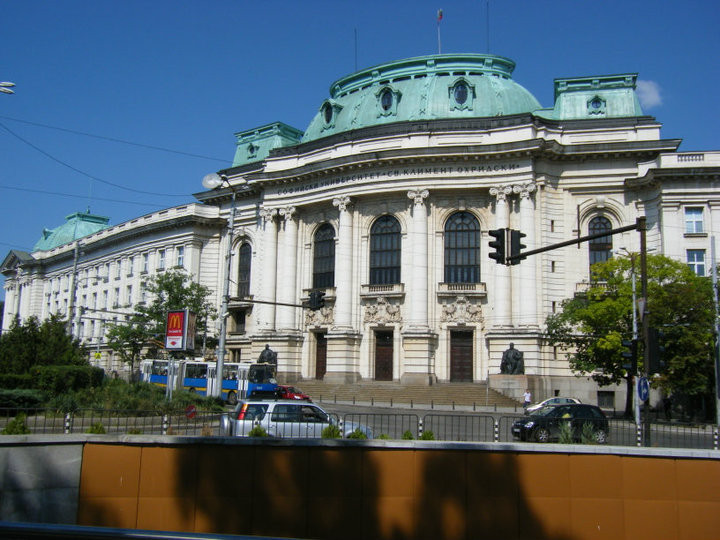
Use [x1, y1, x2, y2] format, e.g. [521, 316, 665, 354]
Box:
[165, 310, 196, 351]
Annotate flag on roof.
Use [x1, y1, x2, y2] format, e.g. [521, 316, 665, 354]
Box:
[437, 9, 443, 22]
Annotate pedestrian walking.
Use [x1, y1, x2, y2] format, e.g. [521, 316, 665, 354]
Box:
[523, 389, 532, 412]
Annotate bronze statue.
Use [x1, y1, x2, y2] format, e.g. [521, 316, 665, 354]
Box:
[500, 343, 524, 374]
[258, 344, 277, 365]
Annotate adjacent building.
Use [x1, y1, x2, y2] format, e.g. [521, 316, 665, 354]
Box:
[3, 53, 719, 407]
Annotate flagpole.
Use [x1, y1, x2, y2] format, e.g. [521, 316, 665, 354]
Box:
[437, 9, 443, 54]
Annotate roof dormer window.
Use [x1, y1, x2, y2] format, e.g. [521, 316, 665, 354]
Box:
[587, 96, 606, 116]
[453, 82, 468, 105]
[449, 78, 475, 111]
[380, 88, 393, 111]
[322, 102, 333, 124]
[375, 86, 400, 118]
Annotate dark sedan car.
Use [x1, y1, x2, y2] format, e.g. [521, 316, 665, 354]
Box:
[511, 403, 609, 444]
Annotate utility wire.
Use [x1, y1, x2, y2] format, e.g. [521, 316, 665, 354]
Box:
[0, 114, 231, 164]
[0, 120, 191, 197]
[0, 184, 176, 208]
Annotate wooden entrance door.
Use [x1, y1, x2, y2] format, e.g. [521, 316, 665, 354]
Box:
[374, 331, 393, 381]
[315, 332, 327, 379]
[450, 330, 473, 382]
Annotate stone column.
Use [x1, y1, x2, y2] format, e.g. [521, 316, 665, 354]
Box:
[259, 207, 278, 333]
[332, 196, 353, 330]
[277, 206, 298, 332]
[515, 183, 537, 326]
[407, 188, 429, 331]
[489, 186, 512, 327]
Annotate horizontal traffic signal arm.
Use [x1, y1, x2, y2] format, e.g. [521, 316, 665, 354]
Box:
[505, 219, 642, 264]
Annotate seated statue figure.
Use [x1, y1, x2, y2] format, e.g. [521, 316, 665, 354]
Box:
[500, 343, 524, 375]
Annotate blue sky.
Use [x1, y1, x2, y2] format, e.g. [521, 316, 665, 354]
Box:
[1, 0, 718, 300]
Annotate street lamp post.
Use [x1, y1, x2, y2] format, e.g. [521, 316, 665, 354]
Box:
[202, 173, 241, 398]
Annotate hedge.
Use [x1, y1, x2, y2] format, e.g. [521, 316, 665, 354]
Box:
[30, 365, 105, 396]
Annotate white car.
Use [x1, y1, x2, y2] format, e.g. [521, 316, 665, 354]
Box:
[219, 399, 373, 439]
[525, 397, 581, 414]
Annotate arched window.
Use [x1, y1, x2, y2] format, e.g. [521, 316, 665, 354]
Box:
[237, 242, 251, 298]
[588, 216, 612, 273]
[370, 215, 401, 285]
[444, 211, 480, 283]
[313, 223, 335, 289]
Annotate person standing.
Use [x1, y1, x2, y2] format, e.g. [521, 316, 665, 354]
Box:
[523, 389, 532, 411]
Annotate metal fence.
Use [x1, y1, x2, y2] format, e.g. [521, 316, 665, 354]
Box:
[1, 408, 717, 450]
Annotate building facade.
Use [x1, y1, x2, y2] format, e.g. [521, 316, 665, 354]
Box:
[3, 54, 719, 406]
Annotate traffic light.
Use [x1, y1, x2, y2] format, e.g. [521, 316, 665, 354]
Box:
[647, 327, 666, 374]
[621, 338, 638, 374]
[308, 290, 326, 310]
[488, 228, 507, 265]
[509, 229, 527, 265]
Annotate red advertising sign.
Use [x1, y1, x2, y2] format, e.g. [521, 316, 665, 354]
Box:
[165, 310, 186, 350]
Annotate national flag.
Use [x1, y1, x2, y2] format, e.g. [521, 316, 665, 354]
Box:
[437, 9, 443, 22]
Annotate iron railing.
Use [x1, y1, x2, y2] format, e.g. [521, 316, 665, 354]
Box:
[0, 408, 717, 450]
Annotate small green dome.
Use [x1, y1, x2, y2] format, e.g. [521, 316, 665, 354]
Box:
[33, 211, 109, 251]
[302, 53, 541, 143]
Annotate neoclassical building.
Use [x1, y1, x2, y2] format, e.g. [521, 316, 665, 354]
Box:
[3, 53, 719, 405]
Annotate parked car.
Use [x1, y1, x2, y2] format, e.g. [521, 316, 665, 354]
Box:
[275, 385, 312, 401]
[525, 396, 581, 414]
[219, 399, 373, 439]
[512, 403, 609, 444]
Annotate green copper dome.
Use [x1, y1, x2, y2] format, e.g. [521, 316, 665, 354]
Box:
[302, 53, 541, 143]
[33, 211, 109, 251]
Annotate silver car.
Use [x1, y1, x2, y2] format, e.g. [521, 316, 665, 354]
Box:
[525, 396, 581, 414]
[219, 399, 373, 439]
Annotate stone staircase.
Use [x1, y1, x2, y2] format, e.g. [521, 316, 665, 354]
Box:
[291, 380, 522, 411]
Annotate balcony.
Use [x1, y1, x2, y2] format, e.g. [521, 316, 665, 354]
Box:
[360, 283, 404, 299]
[436, 282, 487, 299]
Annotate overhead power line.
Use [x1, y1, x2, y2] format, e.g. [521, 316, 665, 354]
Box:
[0, 120, 191, 197]
[0, 114, 231, 163]
[0, 184, 176, 208]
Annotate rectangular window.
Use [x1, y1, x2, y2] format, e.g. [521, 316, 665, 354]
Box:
[687, 249, 706, 276]
[115, 260, 122, 279]
[113, 288, 120, 308]
[142, 253, 149, 273]
[105, 263, 111, 281]
[126, 285, 133, 305]
[92, 292, 97, 310]
[157, 249, 166, 270]
[176, 246, 185, 268]
[102, 290, 108, 309]
[127, 256, 134, 276]
[685, 207, 704, 234]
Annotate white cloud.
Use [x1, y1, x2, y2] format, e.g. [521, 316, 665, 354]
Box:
[636, 80, 662, 109]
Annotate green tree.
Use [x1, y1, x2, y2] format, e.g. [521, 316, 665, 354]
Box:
[106, 315, 152, 379]
[0, 314, 87, 374]
[545, 254, 715, 417]
[107, 270, 216, 370]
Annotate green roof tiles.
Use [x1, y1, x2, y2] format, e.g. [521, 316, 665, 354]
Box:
[301, 53, 542, 143]
[33, 211, 109, 251]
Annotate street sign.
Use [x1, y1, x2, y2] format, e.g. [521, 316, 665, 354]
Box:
[638, 377, 650, 402]
[94, 352, 101, 360]
[185, 404, 197, 419]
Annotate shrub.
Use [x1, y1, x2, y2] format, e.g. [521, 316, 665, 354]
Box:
[0, 373, 34, 390]
[1, 413, 31, 435]
[0, 389, 45, 410]
[558, 421, 574, 444]
[322, 424, 342, 439]
[86, 422, 106, 434]
[31, 365, 104, 396]
[248, 425, 268, 437]
[127, 428, 143, 435]
[419, 430, 435, 440]
[347, 428, 367, 439]
[580, 422, 598, 444]
[401, 430, 414, 440]
[377, 433, 390, 440]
